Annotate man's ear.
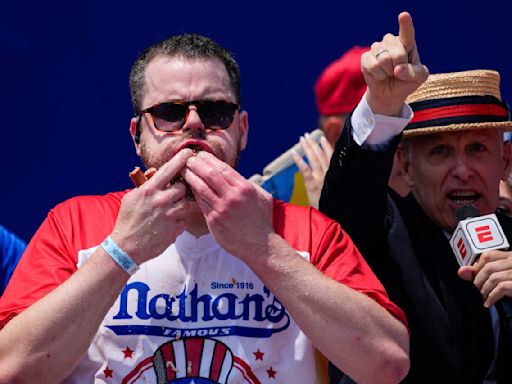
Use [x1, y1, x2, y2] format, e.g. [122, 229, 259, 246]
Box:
[238, 110, 249, 151]
[396, 143, 415, 188]
[130, 117, 142, 156]
[501, 140, 512, 182]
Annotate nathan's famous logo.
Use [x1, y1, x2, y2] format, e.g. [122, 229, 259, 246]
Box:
[107, 282, 290, 338]
[122, 337, 262, 384]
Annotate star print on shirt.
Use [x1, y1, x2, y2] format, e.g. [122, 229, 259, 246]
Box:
[122, 346, 134, 359]
[267, 366, 276, 379]
[103, 366, 113, 378]
[253, 349, 264, 361]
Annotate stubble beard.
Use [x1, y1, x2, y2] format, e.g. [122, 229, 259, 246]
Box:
[137, 132, 243, 233]
[139, 132, 242, 172]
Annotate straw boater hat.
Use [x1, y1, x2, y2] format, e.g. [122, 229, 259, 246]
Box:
[403, 69, 512, 137]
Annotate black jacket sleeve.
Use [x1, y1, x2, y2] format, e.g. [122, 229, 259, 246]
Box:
[319, 116, 401, 261]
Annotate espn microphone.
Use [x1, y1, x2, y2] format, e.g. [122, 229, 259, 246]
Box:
[450, 205, 512, 382]
[449, 204, 509, 266]
[450, 206, 512, 317]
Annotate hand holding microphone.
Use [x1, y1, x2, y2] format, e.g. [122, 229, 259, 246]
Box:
[450, 204, 512, 308]
[450, 205, 512, 381]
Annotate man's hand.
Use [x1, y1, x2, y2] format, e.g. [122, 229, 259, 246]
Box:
[111, 148, 195, 264]
[182, 151, 275, 262]
[362, 11, 429, 116]
[458, 250, 512, 307]
[292, 133, 333, 209]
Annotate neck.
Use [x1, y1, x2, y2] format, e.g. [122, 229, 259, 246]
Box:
[185, 203, 210, 238]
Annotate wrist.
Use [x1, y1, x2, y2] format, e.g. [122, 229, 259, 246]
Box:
[365, 91, 405, 117]
[241, 233, 290, 271]
[101, 236, 140, 275]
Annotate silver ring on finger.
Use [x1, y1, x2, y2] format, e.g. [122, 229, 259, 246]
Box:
[375, 49, 389, 59]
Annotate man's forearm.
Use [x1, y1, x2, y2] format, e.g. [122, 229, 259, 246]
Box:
[244, 233, 410, 384]
[0, 248, 129, 384]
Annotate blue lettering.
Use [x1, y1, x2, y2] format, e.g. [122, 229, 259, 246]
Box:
[149, 293, 175, 320]
[176, 288, 192, 322]
[113, 282, 151, 320]
[211, 282, 234, 289]
[265, 296, 286, 323]
[212, 293, 239, 320]
[240, 293, 265, 321]
[112, 282, 289, 326]
[190, 285, 214, 322]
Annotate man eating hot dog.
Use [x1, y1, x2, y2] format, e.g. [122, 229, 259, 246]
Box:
[0, 32, 410, 384]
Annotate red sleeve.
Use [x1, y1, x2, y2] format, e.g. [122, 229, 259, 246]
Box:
[0, 192, 123, 329]
[310, 210, 408, 326]
[0, 208, 78, 328]
[272, 199, 407, 327]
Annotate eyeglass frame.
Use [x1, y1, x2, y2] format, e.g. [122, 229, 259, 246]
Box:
[134, 99, 240, 143]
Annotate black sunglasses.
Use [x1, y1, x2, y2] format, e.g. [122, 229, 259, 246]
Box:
[135, 100, 239, 142]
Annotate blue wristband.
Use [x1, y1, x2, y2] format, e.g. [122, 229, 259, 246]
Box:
[101, 236, 140, 275]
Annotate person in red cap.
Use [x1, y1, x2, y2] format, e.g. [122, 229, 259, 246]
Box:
[314, 46, 369, 146]
[252, 47, 370, 209]
[290, 47, 369, 208]
[253, 46, 407, 208]
[295, 45, 411, 205]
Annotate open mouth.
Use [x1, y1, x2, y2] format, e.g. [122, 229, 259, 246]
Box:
[177, 141, 212, 155]
[186, 144, 204, 153]
[447, 190, 481, 206]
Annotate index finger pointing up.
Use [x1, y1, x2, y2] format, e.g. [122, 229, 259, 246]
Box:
[398, 12, 416, 54]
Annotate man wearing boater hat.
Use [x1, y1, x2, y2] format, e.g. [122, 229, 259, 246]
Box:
[320, 11, 512, 384]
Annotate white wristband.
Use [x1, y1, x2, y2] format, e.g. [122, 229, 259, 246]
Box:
[101, 236, 139, 275]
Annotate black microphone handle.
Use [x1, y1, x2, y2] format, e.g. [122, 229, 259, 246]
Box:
[495, 297, 512, 382]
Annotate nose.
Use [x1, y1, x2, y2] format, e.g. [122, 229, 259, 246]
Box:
[452, 154, 474, 180]
[181, 105, 206, 136]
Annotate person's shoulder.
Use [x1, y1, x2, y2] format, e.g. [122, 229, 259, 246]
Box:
[272, 199, 338, 229]
[273, 198, 311, 216]
[50, 189, 131, 218]
[39, 190, 132, 248]
[272, 199, 341, 253]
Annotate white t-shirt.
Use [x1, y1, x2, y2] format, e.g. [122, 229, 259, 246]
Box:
[0, 191, 405, 383]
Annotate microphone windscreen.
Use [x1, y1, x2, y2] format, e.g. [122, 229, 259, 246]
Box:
[454, 204, 480, 223]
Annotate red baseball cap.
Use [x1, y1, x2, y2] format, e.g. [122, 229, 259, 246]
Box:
[315, 46, 369, 115]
